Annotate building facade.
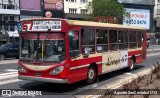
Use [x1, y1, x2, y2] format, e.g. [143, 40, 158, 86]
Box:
[64, 0, 92, 20]
[20, 0, 42, 19]
[0, 0, 20, 43]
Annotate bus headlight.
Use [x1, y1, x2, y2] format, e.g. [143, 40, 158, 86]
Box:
[18, 65, 26, 73]
[50, 66, 64, 75]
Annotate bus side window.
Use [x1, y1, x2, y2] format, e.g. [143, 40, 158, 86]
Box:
[109, 30, 118, 51]
[97, 29, 108, 52]
[68, 31, 80, 58]
[129, 31, 137, 48]
[82, 29, 95, 54]
[137, 31, 142, 47]
[119, 30, 128, 49]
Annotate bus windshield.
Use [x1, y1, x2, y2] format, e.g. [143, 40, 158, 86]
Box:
[20, 33, 65, 62]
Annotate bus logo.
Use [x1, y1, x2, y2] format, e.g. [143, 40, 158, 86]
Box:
[21, 20, 61, 31]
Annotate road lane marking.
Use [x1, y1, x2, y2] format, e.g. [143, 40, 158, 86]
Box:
[0, 60, 18, 64]
[5, 69, 17, 72]
[0, 72, 17, 76]
[0, 79, 22, 86]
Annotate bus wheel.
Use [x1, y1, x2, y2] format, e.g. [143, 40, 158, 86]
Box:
[128, 58, 135, 71]
[0, 54, 5, 60]
[86, 66, 97, 84]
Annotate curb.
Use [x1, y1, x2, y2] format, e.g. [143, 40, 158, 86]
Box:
[84, 66, 155, 98]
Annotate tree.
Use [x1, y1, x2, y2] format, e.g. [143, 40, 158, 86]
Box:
[83, 0, 124, 23]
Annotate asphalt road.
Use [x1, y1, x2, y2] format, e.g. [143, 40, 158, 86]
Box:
[0, 59, 18, 74]
[0, 54, 160, 98]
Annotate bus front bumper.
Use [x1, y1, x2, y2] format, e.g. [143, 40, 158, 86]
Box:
[18, 75, 68, 83]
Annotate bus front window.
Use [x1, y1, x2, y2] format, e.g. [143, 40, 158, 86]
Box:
[40, 40, 65, 62]
[20, 33, 66, 62]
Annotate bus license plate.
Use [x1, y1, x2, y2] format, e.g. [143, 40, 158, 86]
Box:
[35, 73, 41, 77]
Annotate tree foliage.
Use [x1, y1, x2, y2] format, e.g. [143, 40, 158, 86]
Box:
[84, 0, 124, 22]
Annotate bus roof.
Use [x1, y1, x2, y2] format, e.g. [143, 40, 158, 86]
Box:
[20, 18, 146, 30]
[66, 20, 146, 30]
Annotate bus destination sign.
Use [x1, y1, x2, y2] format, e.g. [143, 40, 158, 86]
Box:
[19, 20, 62, 32]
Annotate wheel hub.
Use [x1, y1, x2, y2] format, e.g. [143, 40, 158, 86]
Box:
[130, 60, 134, 69]
[88, 69, 94, 79]
[0, 55, 4, 60]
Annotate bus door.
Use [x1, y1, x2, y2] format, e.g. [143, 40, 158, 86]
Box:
[68, 31, 80, 83]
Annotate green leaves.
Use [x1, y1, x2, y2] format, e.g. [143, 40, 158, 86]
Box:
[83, 0, 124, 22]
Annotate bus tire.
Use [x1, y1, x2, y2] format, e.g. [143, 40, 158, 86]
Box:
[128, 58, 135, 71]
[86, 66, 97, 84]
[0, 54, 5, 60]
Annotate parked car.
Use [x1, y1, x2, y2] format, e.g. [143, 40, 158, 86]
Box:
[0, 43, 19, 60]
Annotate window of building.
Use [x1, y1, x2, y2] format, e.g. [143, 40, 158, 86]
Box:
[69, 0, 76, 2]
[12, 5, 15, 9]
[109, 30, 118, 50]
[0, 26, 2, 30]
[119, 30, 128, 49]
[81, 9, 87, 14]
[69, 8, 77, 13]
[68, 31, 80, 58]
[97, 29, 108, 52]
[129, 31, 137, 48]
[0, 4, 2, 9]
[0, 15, 2, 21]
[82, 29, 95, 54]
[81, 0, 88, 3]
[2, 3, 16, 9]
[10, 16, 14, 21]
[10, 25, 15, 31]
[7, 4, 12, 9]
[2, 4, 7, 9]
[15, 5, 18, 9]
[4, 25, 8, 31]
[4, 16, 8, 21]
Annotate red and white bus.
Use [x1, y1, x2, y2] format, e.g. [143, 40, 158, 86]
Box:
[18, 18, 147, 84]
